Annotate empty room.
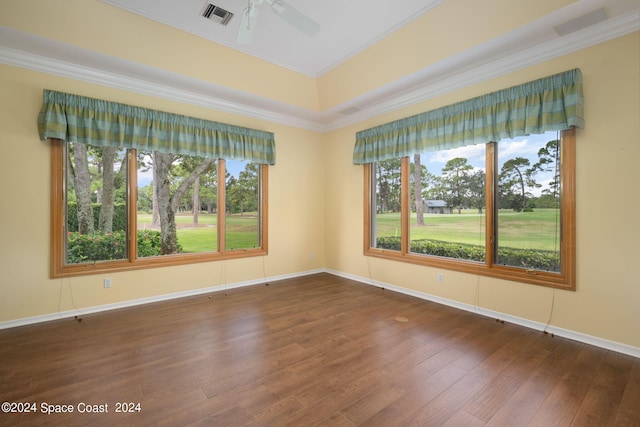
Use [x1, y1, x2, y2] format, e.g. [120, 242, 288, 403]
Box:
[1, 0, 639, 425]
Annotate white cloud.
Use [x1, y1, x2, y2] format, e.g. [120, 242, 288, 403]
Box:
[498, 139, 531, 158]
[427, 144, 485, 164]
[417, 131, 560, 175]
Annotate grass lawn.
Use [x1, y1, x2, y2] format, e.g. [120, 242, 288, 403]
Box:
[136, 209, 560, 254]
[137, 212, 259, 252]
[375, 209, 560, 250]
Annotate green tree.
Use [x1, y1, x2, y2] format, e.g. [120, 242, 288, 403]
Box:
[199, 167, 218, 214]
[153, 152, 216, 255]
[440, 157, 473, 214]
[138, 184, 154, 212]
[499, 157, 540, 212]
[375, 159, 402, 213]
[468, 169, 486, 214]
[532, 139, 560, 204]
[227, 163, 259, 215]
[70, 143, 94, 234]
[96, 146, 126, 233]
[410, 155, 434, 225]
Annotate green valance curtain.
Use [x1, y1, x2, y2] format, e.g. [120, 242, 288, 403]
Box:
[38, 89, 276, 165]
[353, 68, 584, 164]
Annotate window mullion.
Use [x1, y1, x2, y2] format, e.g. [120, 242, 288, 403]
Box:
[560, 128, 576, 286]
[51, 139, 66, 277]
[218, 159, 226, 253]
[260, 164, 269, 253]
[486, 142, 497, 267]
[401, 157, 410, 255]
[127, 149, 138, 262]
[363, 163, 374, 252]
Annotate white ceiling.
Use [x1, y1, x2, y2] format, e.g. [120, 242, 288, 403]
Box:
[100, 0, 445, 77]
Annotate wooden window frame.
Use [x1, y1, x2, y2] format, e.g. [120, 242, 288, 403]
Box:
[363, 128, 576, 290]
[50, 139, 268, 278]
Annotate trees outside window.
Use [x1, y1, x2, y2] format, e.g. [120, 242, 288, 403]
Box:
[409, 146, 486, 263]
[365, 129, 575, 290]
[369, 160, 402, 250]
[52, 140, 268, 278]
[64, 143, 128, 264]
[225, 160, 261, 250]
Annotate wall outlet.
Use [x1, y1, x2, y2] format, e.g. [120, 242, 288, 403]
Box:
[104, 278, 112, 288]
[437, 273, 444, 283]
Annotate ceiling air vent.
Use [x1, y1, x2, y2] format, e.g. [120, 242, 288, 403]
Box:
[554, 8, 607, 36]
[200, 3, 234, 26]
[338, 106, 362, 116]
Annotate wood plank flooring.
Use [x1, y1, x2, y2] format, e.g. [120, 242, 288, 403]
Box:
[1, 273, 638, 426]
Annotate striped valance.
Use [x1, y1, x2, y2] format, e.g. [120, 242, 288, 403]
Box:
[38, 90, 276, 165]
[353, 69, 584, 164]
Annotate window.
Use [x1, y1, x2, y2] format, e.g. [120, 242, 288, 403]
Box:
[40, 89, 274, 278]
[51, 141, 268, 277]
[365, 128, 575, 289]
[357, 69, 582, 290]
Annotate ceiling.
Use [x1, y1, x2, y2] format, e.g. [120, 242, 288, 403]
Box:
[0, 0, 638, 131]
[100, 0, 446, 77]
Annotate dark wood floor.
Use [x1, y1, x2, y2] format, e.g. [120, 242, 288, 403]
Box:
[1, 273, 638, 426]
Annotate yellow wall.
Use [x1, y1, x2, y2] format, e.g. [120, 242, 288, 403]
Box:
[0, 0, 638, 353]
[0, 64, 326, 322]
[324, 32, 640, 349]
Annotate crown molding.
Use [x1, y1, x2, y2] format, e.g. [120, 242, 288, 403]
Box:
[322, 9, 640, 131]
[0, 7, 638, 133]
[0, 27, 326, 132]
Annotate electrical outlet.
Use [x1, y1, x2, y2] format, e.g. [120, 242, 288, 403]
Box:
[437, 273, 444, 283]
[104, 278, 112, 289]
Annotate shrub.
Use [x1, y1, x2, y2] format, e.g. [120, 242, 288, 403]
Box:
[496, 247, 559, 271]
[67, 230, 167, 263]
[410, 238, 486, 262]
[67, 231, 127, 263]
[136, 229, 164, 258]
[376, 236, 559, 272]
[376, 236, 402, 251]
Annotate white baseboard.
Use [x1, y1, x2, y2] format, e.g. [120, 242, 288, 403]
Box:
[2, 268, 638, 359]
[326, 269, 640, 359]
[0, 269, 325, 330]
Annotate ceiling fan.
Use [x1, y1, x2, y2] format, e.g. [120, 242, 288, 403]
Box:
[237, 0, 320, 45]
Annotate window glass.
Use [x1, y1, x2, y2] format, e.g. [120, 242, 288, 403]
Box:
[496, 131, 562, 272]
[225, 160, 261, 250]
[410, 147, 486, 262]
[364, 128, 575, 289]
[371, 159, 402, 251]
[53, 140, 268, 277]
[65, 143, 128, 264]
[137, 151, 218, 257]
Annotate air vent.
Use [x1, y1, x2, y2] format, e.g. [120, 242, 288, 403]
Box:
[554, 8, 607, 36]
[200, 3, 234, 26]
[338, 106, 362, 116]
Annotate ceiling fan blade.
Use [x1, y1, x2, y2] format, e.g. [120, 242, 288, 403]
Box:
[236, 4, 258, 45]
[269, 0, 320, 37]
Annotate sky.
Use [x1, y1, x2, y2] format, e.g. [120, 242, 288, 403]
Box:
[420, 130, 560, 197]
[137, 156, 248, 188]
